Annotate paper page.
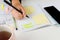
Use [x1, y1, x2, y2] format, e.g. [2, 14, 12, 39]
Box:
[32, 14, 50, 25]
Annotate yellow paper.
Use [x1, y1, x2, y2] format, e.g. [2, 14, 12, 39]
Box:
[23, 22, 33, 29]
[24, 6, 35, 15]
[32, 14, 50, 25]
[1, 4, 4, 10]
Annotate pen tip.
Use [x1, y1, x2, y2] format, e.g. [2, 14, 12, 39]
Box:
[16, 28, 18, 30]
[26, 15, 29, 18]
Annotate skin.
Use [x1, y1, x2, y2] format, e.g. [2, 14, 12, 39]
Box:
[6, 0, 26, 20]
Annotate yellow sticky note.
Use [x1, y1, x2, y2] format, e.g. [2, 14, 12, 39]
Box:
[23, 23, 33, 29]
[32, 14, 50, 25]
[1, 4, 4, 10]
[24, 6, 35, 15]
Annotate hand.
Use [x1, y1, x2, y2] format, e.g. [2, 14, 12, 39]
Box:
[6, 0, 26, 20]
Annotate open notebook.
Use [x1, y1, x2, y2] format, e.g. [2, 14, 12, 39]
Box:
[1, 1, 51, 31]
[16, 2, 51, 31]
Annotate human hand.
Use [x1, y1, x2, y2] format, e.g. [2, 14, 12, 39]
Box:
[6, 0, 26, 20]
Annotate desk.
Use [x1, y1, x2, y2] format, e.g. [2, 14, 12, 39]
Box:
[0, 0, 60, 40]
[15, 0, 60, 40]
[15, 26, 60, 40]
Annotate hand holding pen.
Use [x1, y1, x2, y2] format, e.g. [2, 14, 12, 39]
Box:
[5, 0, 29, 20]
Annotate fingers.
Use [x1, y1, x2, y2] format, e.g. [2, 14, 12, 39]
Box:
[11, 9, 23, 20]
[13, 4, 26, 18]
[11, 0, 26, 20]
[18, 5, 26, 18]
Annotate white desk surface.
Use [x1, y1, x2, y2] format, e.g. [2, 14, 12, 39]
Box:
[0, 0, 60, 40]
[15, 25, 60, 40]
[14, 0, 60, 40]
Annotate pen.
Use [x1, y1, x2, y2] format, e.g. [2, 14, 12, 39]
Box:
[4, 0, 29, 18]
[13, 17, 18, 30]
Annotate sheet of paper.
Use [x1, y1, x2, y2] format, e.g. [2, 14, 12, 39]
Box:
[32, 14, 50, 25]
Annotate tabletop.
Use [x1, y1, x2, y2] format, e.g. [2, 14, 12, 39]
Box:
[15, 0, 60, 40]
[0, 0, 60, 40]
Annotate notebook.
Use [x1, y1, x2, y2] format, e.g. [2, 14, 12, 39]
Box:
[1, 1, 51, 31]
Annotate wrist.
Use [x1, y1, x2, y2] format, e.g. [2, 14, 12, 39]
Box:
[12, 0, 20, 5]
[12, 0, 19, 1]
[12, 0, 19, 3]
